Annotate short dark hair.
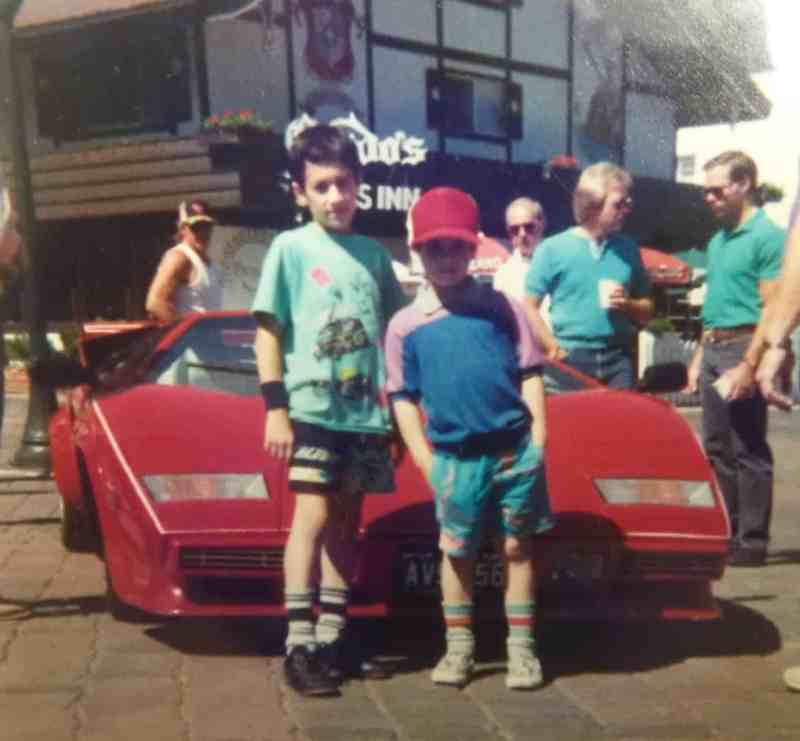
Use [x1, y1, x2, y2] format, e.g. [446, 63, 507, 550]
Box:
[288, 124, 361, 186]
[703, 150, 758, 192]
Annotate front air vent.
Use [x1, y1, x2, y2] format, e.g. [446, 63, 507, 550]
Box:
[179, 547, 283, 572]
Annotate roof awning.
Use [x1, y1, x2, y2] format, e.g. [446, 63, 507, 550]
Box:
[633, 42, 771, 127]
[14, 0, 191, 33]
[612, 0, 773, 126]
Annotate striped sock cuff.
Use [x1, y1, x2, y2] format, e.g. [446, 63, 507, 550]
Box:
[443, 602, 473, 629]
[319, 586, 349, 614]
[285, 590, 315, 653]
[316, 613, 346, 645]
[506, 601, 536, 651]
[317, 586, 349, 645]
[285, 590, 315, 623]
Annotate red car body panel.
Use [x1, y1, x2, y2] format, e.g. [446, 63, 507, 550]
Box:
[49, 312, 729, 621]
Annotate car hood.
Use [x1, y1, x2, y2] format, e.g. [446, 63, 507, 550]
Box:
[93, 385, 275, 533]
[92, 384, 724, 540]
[543, 388, 726, 539]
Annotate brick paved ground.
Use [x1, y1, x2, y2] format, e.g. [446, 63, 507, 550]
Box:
[3, 392, 800, 740]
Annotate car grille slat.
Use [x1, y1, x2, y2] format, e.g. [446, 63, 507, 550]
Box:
[620, 551, 724, 578]
[180, 547, 284, 571]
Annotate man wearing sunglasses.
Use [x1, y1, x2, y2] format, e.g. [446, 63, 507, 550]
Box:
[524, 162, 652, 388]
[494, 198, 546, 301]
[684, 150, 785, 568]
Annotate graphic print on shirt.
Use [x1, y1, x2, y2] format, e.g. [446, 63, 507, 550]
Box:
[308, 265, 377, 404]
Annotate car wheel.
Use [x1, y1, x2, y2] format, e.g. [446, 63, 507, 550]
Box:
[59, 498, 97, 553]
[104, 566, 153, 623]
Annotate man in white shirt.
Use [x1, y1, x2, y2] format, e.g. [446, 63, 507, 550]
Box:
[0, 182, 21, 268]
[493, 197, 546, 300]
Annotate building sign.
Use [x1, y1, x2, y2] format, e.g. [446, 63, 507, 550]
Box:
[285, 112, 427, 167]
[357, 183, 421, 212]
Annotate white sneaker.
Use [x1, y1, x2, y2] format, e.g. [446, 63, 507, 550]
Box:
[506, 654, 544, 690]
[431, 653, 474, 687]
[784, 665, 800, 691]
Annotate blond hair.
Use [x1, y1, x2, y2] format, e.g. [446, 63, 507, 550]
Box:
[572, 162, 632, 225]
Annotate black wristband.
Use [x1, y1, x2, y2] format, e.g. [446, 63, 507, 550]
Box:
[260, 381, 289, 410]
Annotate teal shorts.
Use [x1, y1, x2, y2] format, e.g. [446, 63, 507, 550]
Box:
[429, 433, 554, 558]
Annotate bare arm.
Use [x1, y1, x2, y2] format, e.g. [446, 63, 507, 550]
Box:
[0, 189, 21, 268]
[723, 278, 781, 400]
[764, 217, 800, 348]
[521, 373, 546, 448]
[620, 295, 654, 324]
[145, 249, 191, 321]
[392, 397, 433, 479]
[524, 295, 564, 359]
[254, 314, 293, 458]
[684, 343, 704, 394]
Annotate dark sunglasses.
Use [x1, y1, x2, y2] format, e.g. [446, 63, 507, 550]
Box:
[613, 197, 634, 211]
[507, 222, 539, 237]
[702, 184, 730, 199]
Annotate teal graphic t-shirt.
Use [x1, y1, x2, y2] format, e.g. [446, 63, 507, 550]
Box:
[251, 222, 407, 434]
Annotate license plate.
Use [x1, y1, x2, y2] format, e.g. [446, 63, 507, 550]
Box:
[396, 545, 505, 594]
[546, 551, 605, 588]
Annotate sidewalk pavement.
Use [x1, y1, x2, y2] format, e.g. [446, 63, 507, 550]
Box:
[0, 391, 49, 480]
[3, 389, 800, 740]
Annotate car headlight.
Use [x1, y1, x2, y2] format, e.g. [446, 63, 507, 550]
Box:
[594, 479, 715, 508]
[142, 474, 269, 502]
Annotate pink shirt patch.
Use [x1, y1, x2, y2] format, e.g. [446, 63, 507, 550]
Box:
[311, 266, 331, 286]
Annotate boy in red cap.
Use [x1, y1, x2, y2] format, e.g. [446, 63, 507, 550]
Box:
[385, 187, 553, 690]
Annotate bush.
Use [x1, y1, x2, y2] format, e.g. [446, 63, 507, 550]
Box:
[645, 317, 677, 336]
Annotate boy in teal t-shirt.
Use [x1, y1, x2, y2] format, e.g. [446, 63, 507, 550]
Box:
[252, 125, 406, 697]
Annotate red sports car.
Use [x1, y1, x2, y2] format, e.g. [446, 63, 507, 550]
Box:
[48, 311, 729, 622]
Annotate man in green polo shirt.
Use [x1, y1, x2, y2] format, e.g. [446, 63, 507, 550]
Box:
[524, 162, 653, 388]
[685, 150, 785, 567]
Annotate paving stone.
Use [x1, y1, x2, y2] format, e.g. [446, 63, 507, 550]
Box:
[0, 629, 94, 690]
[0, 689, 78, 741]
[182, 656, 294, 741]
[366, 668, 502, 741]
[92, 649, 181, 679]
[466, 662, 604, 741]
[78, 676, 185, 741]
[286, 673, 398, 741]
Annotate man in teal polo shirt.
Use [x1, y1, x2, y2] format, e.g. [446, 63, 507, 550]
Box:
[524, 162, 653, 388]
[685, 150, 785, 567]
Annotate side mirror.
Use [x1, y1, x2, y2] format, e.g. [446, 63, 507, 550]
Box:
[27, 353, 94, 388]
[637, 362, 688, 394]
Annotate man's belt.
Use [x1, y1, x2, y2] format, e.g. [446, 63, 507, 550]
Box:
[702, 325, 757, 344]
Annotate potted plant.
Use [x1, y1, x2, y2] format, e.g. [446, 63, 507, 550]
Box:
[200, 109, 274, 144]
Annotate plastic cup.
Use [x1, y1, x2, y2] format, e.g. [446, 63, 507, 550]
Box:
[598, 279, 622, 309]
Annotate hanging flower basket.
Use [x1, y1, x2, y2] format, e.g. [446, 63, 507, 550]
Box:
[198, 109, 274, 144]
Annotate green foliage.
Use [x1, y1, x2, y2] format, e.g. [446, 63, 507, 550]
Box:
[645, 317, 678, 336]
[5, 333, 30, 362]
[202, 109, 272, 133]
[58, 324, 81, 359]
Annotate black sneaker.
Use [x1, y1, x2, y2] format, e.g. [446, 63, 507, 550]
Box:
[318, 638, 393, 681]
[283, 645, 340, 697]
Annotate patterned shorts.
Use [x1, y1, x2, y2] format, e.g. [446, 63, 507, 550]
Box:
[429, 434, 554, 558]
[288, 421, 395, 495]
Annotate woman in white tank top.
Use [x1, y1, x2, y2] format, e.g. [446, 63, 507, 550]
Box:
[146, 200, 224, 321]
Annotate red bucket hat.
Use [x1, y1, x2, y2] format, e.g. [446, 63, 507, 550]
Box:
[407, 187, 480, 250]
